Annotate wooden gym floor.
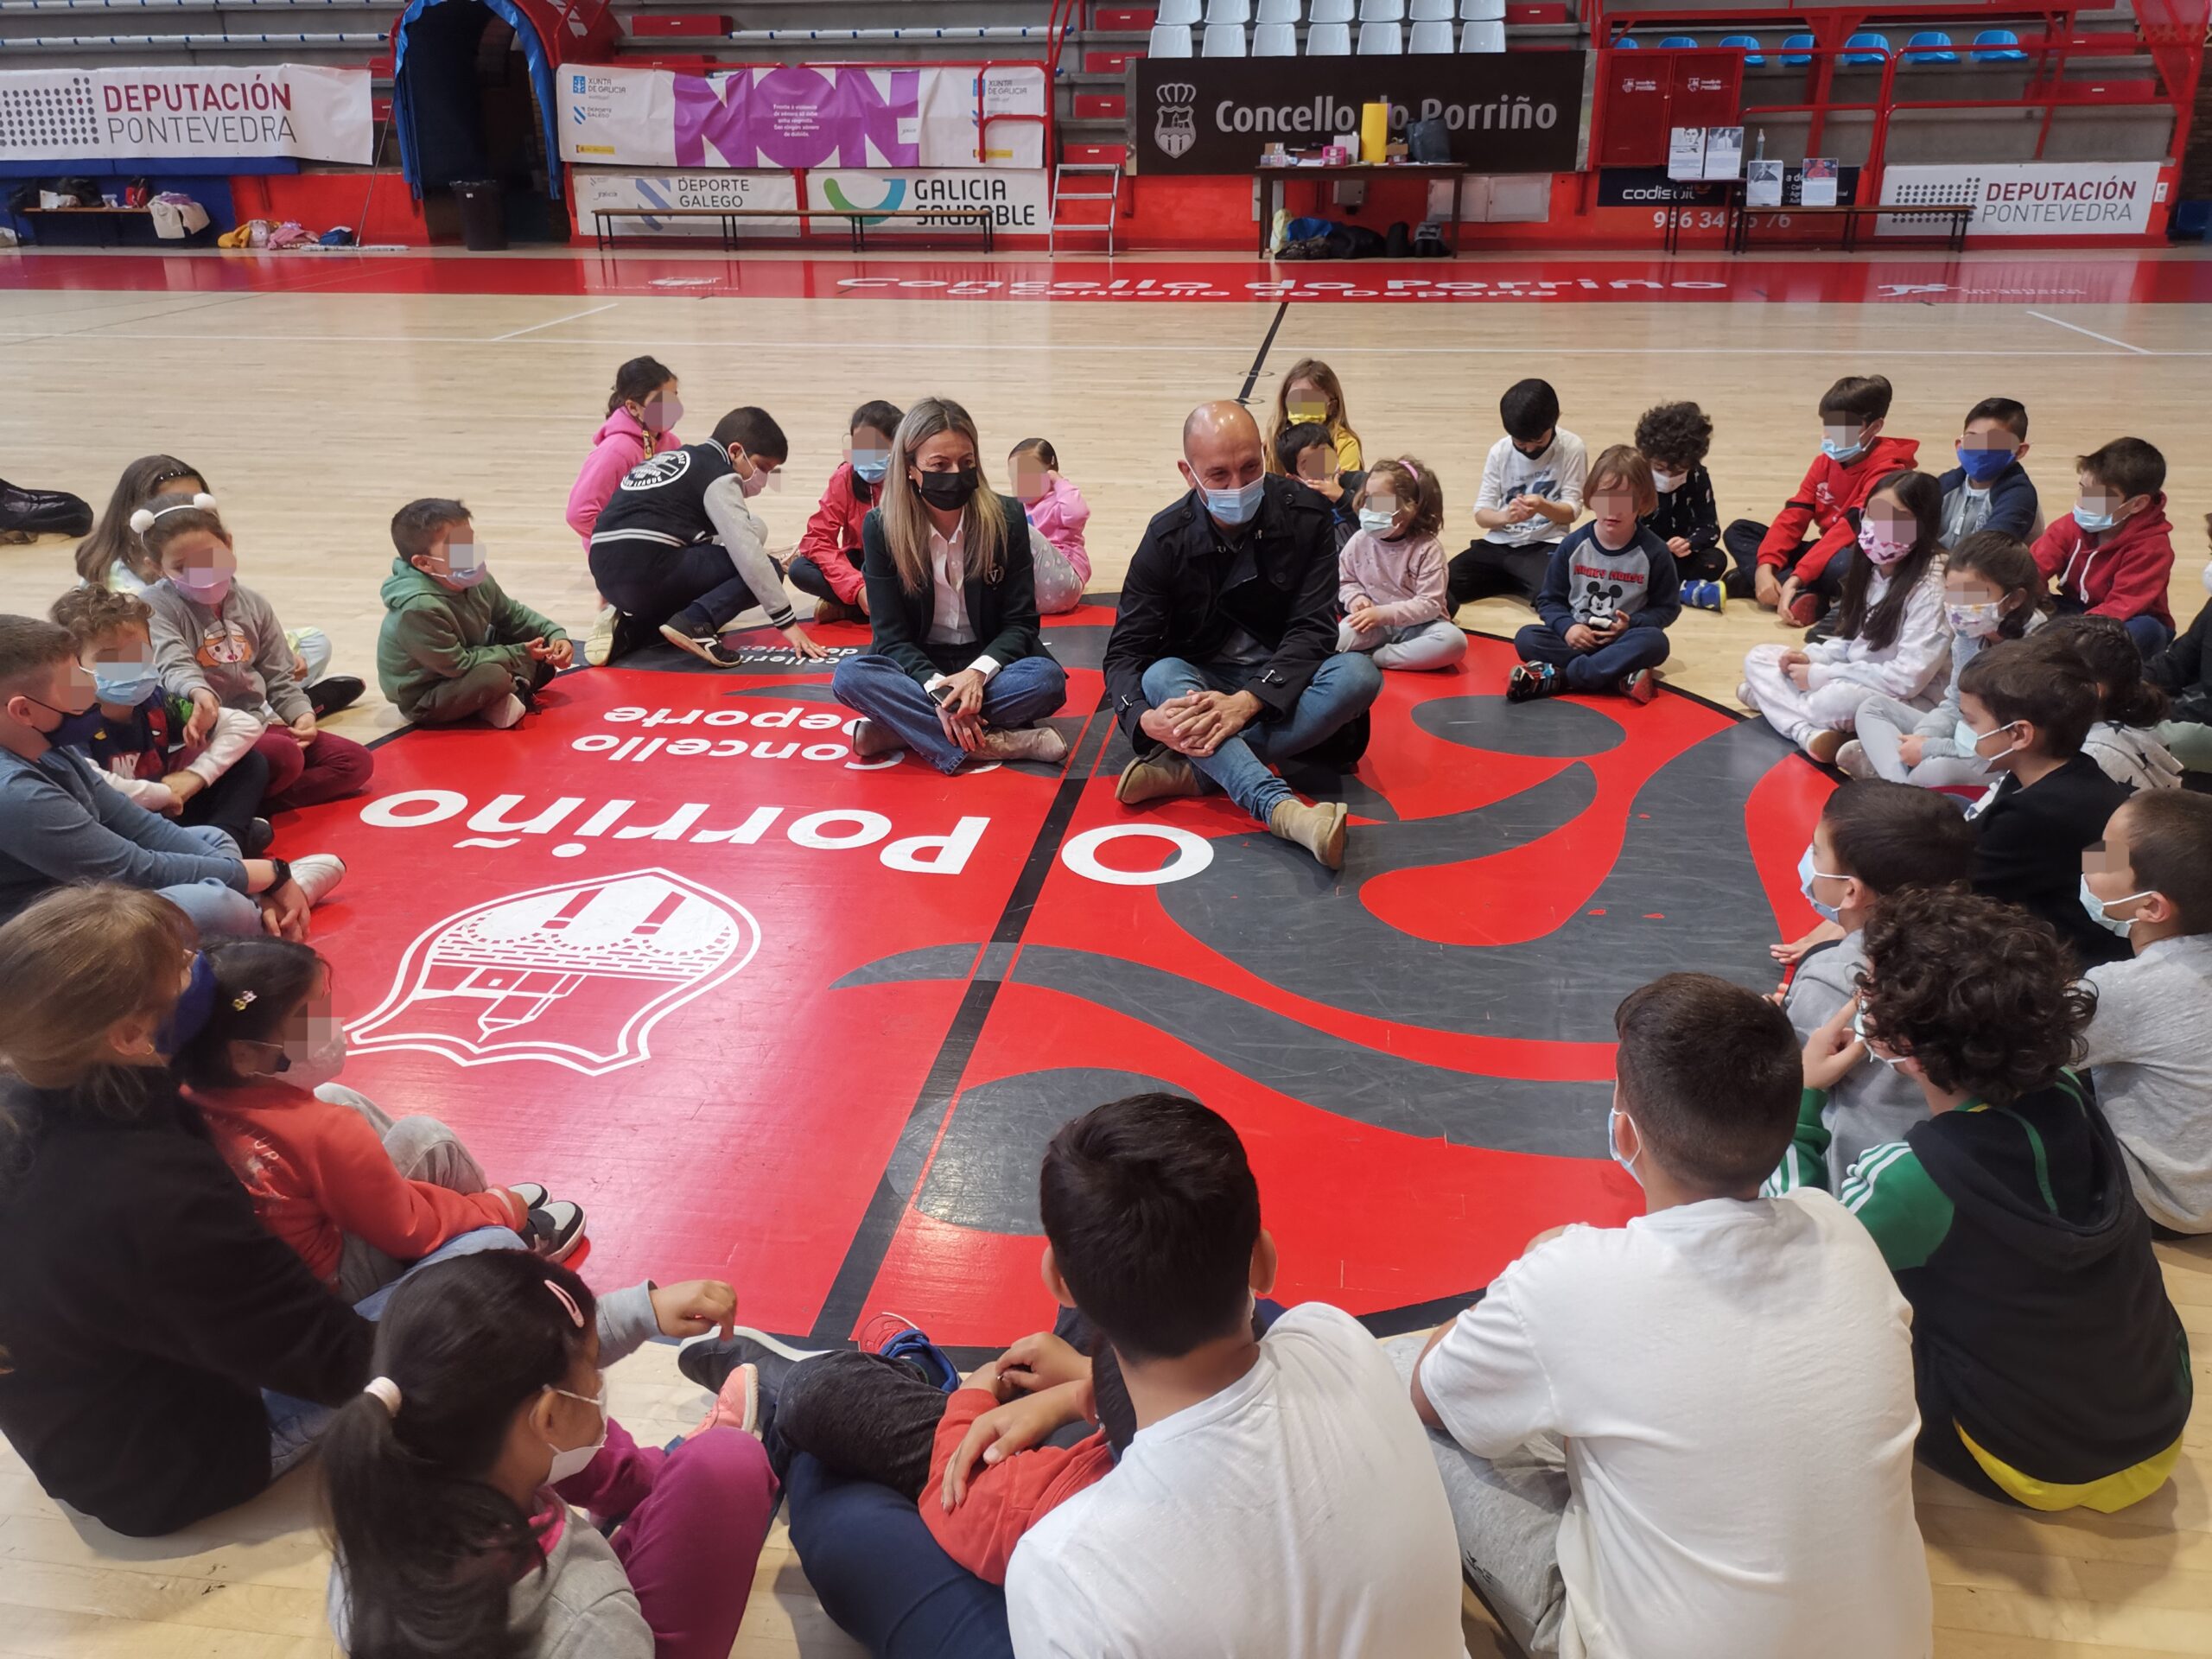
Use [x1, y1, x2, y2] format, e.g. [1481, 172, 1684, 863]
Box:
[0, 246, 2208, 1656]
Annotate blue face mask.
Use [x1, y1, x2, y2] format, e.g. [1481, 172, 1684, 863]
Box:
[1956, 718, 2018, 772]
[1955, 445, 2013, 485]
[1797, 845, 1847, 924]
[156, 953, 217, 1058]
[1357, 507, 1398, 537]
[440, 543, 490, 590]
[93, 669, 160, 708]
[1821, 429, 1867, 463]
[1201, 478, 1266, 528]
[2073, 501, 2120, 533]
[851, 452, 890, 485]
[445, 563, 489, 590]
[2080, 876, 2153, 938]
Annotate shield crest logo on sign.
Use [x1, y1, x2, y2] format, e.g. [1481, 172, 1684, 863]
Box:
[1154, 82, 1197, 159]
[347, 868, 760, 1076]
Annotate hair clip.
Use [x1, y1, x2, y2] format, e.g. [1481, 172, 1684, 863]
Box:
[362, 1376, 402, 1414]
[230, 989, 257, 1012]
[127, 494, 218, 536]
[545, 1280, 586, 1329]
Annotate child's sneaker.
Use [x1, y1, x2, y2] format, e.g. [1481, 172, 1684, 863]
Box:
[289, 854, 346, 906]
[524, 1199, 587, 1262]
[1835, 739, 1877, 779]
[1681, 579, 1726, 613]
[678, 1325, 828, 1400]
[1805, 729, 1848, 766]
[686, 1362, 762, 1440]
[484, 692, 528, 730]
[1783, 590, 1821, 629]
[1506, 662, 1560, 703]
[658, 625, 745, 669]
[1619, 669, 1659, 704]
[244, 817, 274, 856]
[857, 1311, 962, 1393]
[584, 604, 620, 667]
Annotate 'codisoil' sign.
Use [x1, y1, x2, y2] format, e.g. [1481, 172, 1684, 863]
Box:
[1133, 54, 1585, 175]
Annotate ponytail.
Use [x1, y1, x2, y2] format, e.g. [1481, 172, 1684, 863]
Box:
[323, 1252, 599, 1659]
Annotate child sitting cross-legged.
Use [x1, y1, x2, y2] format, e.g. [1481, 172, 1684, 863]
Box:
[1840, 530, 2044, 789]
[1408, 972, 1931, 1658]
[1337, 456, 1466, 671]
[2079, 791, 2212, 1235]
[378, 499, 573, 730]
[323, 1250, 778, 1659]
[48, 584, 271, 855]
[2035, 613, 2183, 792]
[1777, 780, 1978, 1185]
[1956, 636, 2134, 967]
[1508, 444, 1679, 704]
[1741, 469, 1951, 763]
[1777, 887, 2192, 1512]
[1634, 399, 1726, 612]
[175, 937, 584, 1300]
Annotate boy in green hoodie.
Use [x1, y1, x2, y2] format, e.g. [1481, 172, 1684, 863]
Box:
[1778, 885, 2191, 1513]
[378, 499, 571, 728]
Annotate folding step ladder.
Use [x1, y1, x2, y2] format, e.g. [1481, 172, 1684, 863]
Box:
[1050, 162, 1123, 255]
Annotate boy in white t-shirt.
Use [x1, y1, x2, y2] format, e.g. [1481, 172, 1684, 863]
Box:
[1407, 974, 1932, 1659]
[1446, 378, 1588, 613]
[1004, 1093, 1467, 1659]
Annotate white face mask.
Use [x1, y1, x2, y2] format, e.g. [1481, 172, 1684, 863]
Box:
[1606, 1105, 1643, 1188]
[1649, 468, 1686, 493]
[1797, 845, 1848, 924]
[2201, 560, 2212, 599]
[276, 1026, 347, 1094]
[543, 1376, 607, 1484]
[1852, 1004, 1904, 1071]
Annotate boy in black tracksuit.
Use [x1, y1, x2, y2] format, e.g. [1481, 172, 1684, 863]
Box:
[1633, 400, 1725, 611]
[1957, 636, 2134, 966]
[1776, 887, 2190, 1512]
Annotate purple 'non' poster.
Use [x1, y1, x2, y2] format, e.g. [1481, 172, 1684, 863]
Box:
[751, 67, 853, 168]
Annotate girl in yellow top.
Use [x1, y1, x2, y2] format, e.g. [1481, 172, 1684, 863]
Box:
[1267, 359, 1363, 474]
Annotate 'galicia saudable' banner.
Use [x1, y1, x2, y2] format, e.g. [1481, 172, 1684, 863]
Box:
[563, 64, 1046, 171]
[1133, 54, 1584, 175]
[0, 64, 371, 164]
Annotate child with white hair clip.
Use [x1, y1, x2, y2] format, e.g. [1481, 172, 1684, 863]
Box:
[1337, 457, 1465, 671]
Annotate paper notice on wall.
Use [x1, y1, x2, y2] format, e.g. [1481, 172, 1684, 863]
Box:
[1701, 126, 1743, 181]
[1745, 158, 1783, 207]
[1667, 126, 1706, 181]
[1800, 158, 1840, 207]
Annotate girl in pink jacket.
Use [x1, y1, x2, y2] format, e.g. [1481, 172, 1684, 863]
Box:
[1009, 439, 1090, 614]
[569, 358, 681, 664]
[1338, 457, 1465, 671]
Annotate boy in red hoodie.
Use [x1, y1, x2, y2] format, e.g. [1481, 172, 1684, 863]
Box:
[789, 399, 904, 626]
[1723, 374, 1918, 624]
[2032, 436, 2176, 658]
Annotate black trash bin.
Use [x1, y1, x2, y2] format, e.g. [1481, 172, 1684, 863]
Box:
[453, 179, 506, 251]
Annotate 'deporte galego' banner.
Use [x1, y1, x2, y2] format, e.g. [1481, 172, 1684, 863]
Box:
[1134, 53, 1585, 175]
[0, 64, 372, 164]
[563, 63, 1046, 171]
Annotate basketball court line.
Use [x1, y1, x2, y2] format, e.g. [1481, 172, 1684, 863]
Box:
[489, 301, 621, 340]
[1236, 301, 1290, 405]
[2024, 309, 2153, 354]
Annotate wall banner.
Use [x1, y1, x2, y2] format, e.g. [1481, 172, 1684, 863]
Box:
[562, 64, 1045, 171]
[1878, 162, 2165, 238]
[0, 64, 371, 164]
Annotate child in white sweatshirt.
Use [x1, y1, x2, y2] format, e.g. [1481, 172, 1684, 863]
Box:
[1742, 470, 1951, 761]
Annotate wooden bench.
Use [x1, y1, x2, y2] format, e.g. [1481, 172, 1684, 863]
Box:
[592, 205, 995, 253]
[1730, 200, 1973, 254]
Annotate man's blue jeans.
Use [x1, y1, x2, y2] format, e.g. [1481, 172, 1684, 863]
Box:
[1137, 652, 1382, 822]
[832, 653, 1069, 775]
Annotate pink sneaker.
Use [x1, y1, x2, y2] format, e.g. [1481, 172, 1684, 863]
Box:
[687, 1362, 760, 1439]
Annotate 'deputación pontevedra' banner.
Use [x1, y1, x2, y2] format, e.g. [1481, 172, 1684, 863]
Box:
[0, 65, 371, 164]
[1134, 53, 1585, 175]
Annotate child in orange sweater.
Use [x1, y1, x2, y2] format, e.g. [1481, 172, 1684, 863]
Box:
[175, 938, 582, 1300]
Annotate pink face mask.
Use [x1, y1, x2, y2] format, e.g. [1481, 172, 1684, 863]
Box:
[173, 568, 232, 605]
[1859, 522, 1913, 568]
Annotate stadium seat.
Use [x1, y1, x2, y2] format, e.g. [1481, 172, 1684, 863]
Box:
[1779, 32, 1814, 65]
[1720, 33, 1763, 65]
[1358, 0, 1406, 19]
[1155, 0, 1203, 25]
[1255, 0, 1303, 21]
[1904, 29, 1957, 64]
[1840, 30, 1888, 65]
[1616, 35, 1639, 48]
[1307, 18, 1351, 51]
[1972, 28, 2029, 63]
[1461, 17, 1503, 50]
[1206, 0, 1251, 23]
[1409, 17, 1452, 49]
[1203, 21, 1248, 52]
[1148, 21, 1194, 54]
[1309, 0, 1354, 22]
[1254, 19, 1299, 52]
[1357, 19, 1403, 50]
[1410, 0, 1455, 16]
[1459, 0, 1505, 16]
[1658, 35, 1697, 48]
